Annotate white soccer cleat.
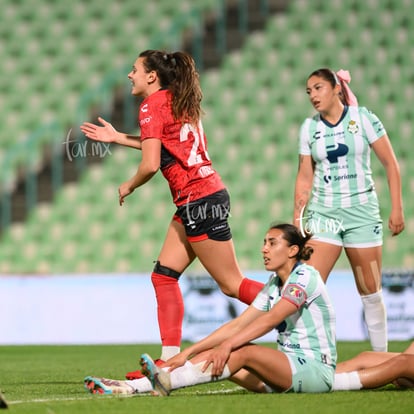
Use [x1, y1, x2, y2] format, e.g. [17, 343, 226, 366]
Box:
[140, 353, 172, 396]
[84, 376, 135, 395]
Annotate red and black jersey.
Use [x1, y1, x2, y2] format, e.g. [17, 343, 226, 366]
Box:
[139, 89, 225, 206]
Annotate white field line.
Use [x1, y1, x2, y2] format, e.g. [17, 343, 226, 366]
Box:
[9, 387, 244, 405]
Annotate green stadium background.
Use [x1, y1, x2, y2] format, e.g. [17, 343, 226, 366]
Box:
[0, 0, 413, 276]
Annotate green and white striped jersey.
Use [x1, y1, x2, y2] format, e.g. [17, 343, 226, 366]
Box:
[252, 263, 337, 368]
[299, 106, 386, 208]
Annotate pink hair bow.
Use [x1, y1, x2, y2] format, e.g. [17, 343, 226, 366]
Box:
[336, 69, 358, 106]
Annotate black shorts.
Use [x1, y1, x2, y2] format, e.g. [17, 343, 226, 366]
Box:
[174, 189, 232, 242]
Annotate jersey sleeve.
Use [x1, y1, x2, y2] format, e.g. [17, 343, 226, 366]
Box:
[281, 265, 320, 309]
[139, 99, 166, 141]
[252, 274, 277, 312]
[360, 106, 387, 144]
[281, 284, 307, 308]
[298, 118, 312, 155]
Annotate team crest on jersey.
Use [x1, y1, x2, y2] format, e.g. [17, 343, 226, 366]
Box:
[347, 120, 359, 134]
[283, 284, 306, 307]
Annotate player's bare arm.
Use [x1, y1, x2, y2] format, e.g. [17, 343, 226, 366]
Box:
[81, 116, 142, 150]
[371, 135, 405, 236]
[293, 154, 314, 225]
[166, 306, 263, 371]
[118, 138, 161, 205]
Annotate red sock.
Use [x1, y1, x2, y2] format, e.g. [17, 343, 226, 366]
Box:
[238, 278, 264, 305]
[151, 272, 184, 347]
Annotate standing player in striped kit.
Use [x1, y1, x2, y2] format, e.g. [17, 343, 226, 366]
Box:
[84, 223, 337, 395]
[80, 50, 263, 378]
[293, 68, 405, 351]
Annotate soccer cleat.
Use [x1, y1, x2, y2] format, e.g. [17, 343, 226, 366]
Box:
[126, 358, 165, 380]
[84, 376, 135, 395]
[140, 353, 171, 396]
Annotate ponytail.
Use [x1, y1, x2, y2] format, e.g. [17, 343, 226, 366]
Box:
[336, 69, 358, 106]
[139, 50, 202, 124]
[308, 68, 358, 106]
[268, 223, 314, 261]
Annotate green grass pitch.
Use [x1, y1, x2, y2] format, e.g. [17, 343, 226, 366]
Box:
[0, 341, 412, 414]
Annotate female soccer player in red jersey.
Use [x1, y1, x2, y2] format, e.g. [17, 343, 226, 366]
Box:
[80, 50, 264, 377]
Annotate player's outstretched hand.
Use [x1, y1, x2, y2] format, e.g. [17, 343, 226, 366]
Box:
[80, 117, 118, 143]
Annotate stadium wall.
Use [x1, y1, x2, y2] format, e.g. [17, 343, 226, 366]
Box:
[1, 270, 413, 345]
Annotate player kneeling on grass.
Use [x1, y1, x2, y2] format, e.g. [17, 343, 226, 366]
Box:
[85, 223, 338, 395]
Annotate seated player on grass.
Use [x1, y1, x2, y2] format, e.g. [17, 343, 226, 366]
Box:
[138, 341, 414, 395]
[85, 223, 338, 395]
[84, 334, 414, 395]
[84, 224, 414, 396]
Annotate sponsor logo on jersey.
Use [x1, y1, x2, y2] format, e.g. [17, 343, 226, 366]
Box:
[373, 120, 385, 135]
[277, 339, 301, 349]
[140, 116, 152, 126]
[326, 142, 349, 163]
[334, 173, 357, 181]
[313, 131, 321, 140]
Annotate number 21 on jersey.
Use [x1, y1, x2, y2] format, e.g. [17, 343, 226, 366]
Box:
[180, 121, 211, 167]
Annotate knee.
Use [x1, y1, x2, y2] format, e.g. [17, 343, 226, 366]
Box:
[207, 274, 240, 297]
[233, 344, 255, 364]
[395, 354, 411, 365]
[216, 281, 241, 298]
[151, 261, 182, 285]
[353, 262, 382, 295]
